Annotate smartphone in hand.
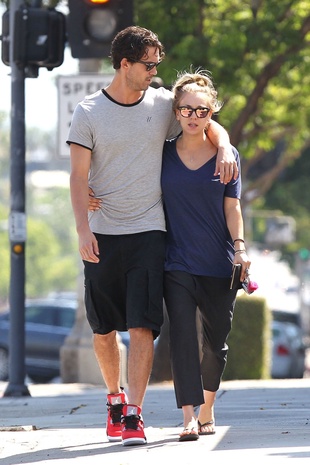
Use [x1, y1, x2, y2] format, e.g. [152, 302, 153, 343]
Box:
[230, 264, 242, 290]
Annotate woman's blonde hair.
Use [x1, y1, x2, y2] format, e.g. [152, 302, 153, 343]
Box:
[172, 69, 223, 114]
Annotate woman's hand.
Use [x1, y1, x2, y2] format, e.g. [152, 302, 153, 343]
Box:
[88, 187, 102, 211]
[233, 251, 251, 282]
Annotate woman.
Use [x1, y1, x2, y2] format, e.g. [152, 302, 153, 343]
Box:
[161, 70, 251, 441]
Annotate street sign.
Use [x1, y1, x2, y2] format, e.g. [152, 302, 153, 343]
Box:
[57, 74, 113, 158]
[9, 212, 27, 242]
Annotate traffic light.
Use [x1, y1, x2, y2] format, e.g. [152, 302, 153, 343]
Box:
[1, 6, 66, 72]
[67, 0, 133, 59]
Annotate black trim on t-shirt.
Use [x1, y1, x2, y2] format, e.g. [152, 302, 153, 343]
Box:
[66, 140, 92, 150]
[101, 88, 146, 107]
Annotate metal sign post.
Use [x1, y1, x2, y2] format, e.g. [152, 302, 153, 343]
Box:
[4, 0, 30, 397]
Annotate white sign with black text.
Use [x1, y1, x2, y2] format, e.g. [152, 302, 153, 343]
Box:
[57, 74, 113, 158]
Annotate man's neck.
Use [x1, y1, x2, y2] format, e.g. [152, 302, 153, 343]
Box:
[105, 76, 144, 105]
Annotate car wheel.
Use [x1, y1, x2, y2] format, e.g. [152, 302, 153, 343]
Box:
[29, 374, 55, 384]
[0, 347, 9, 381]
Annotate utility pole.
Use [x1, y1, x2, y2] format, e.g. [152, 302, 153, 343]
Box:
[1, 0, 65, 397]
[4, 0, 30, 397]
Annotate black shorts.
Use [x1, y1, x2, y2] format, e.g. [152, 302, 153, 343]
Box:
[83, 231, 166, 339]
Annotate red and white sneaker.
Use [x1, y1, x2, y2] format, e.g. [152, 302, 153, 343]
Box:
[121, 404, 147, 446]
[106, 389, 128, 442]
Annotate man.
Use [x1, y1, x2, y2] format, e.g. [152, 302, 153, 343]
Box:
[68, 25, 237, 447]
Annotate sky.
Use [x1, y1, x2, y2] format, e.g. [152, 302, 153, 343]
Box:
[0, 5, 79, 131]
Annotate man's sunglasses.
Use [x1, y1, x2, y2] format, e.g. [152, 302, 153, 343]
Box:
[134, 60, 162, 72]
[178, 106, 211, 118]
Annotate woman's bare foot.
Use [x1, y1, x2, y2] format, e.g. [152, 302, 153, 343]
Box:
[197, 390, 216, 435]
[179, 418, 199, 442]
[198, 419, 215, 435]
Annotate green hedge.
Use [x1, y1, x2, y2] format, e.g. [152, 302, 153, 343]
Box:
[223, 295, 272, 380]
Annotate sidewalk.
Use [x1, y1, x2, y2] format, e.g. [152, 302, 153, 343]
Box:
[1, 378, 310, 465]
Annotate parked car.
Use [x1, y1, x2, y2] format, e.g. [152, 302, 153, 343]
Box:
[272, 308, 302, 327]
[0, 298, 135, 383]
[0, 299, 77, 383]
[271, 320, 306, 379]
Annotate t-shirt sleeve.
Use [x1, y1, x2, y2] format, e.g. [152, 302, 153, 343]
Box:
[66, 103, 93, 150]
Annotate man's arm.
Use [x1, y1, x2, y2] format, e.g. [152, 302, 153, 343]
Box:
[70, 143, 100, 263]
[208, 120, 239, 184]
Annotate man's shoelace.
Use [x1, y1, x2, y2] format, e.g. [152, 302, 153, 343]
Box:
[107, 403, 124, 424]
[121, 415, 141, 430]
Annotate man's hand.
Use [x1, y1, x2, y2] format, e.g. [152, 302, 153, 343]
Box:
[215, 146, 239, 184]
[78, 228, 100, 263]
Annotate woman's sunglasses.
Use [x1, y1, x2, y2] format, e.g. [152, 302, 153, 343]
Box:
[178, 106, 211, 118]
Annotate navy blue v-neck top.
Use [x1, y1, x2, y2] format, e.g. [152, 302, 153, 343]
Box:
[161, 138, 242, 278]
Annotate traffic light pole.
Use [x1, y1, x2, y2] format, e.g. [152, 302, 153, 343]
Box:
[4, 0, 30, 397]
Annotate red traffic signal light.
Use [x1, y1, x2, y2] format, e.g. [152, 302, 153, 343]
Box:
[67, 0, 133, 59]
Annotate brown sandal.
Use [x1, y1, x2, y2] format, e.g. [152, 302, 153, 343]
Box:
[198, 420, 215, 435]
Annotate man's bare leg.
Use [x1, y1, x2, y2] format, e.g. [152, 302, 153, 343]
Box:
[93, 331, 121, 393]
[94, 331, 129, 442]
[127, 327, 154, 406]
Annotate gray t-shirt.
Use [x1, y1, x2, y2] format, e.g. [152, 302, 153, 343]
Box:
[67, 86, 180, 235]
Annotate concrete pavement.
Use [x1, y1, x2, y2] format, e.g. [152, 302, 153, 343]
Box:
[1, 378, 310, 465]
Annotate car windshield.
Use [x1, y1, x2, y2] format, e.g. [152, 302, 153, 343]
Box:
[58, 308, 75, 328]
[26, 306, 55, 326]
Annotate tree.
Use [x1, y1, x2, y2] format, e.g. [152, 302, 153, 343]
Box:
[2, 0, 309, 207]
[135, 0, 310, 206]
[26, 215, 78, 297]
[0, 191, 78, 305]
[262, 146, 310, 261]
[25, 184, 79, 298]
